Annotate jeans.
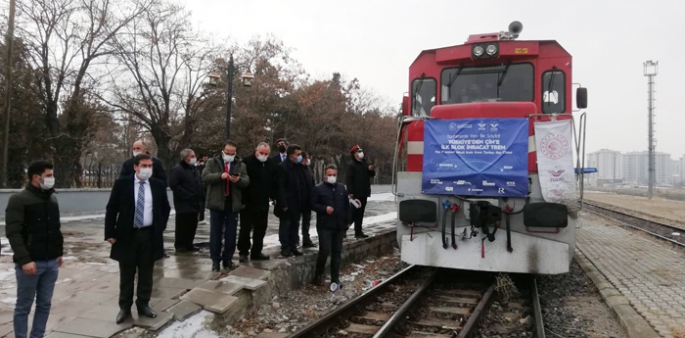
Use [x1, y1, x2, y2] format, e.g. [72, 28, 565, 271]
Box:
[278, 208, 300, 252]
[14, 259, 59, 338]
[210, 208, 239, 262]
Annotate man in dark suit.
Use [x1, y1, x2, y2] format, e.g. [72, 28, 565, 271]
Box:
[105, 154, 171, 324]
[274, 144, 313, 257]
[346, 144, 375, 239]
[119, 140, 167, 186]
[271, 138, 288, 164]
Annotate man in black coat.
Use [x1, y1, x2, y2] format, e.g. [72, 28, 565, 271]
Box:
[271, 138, 288, 164]
[346, 144, 375, 239]
[238, 142, 276, 262]
[169, 148, 203, 252]
[274, 144, 313, 257]
[311, 164, 350, 287]
[105, 154, 171, 324]
[119, 140, 167, 186]
[299, 151, 316, 248]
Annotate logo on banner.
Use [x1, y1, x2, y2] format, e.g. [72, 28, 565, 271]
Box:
[549, 184, 566, 197]
[478, 122, 487, 130]
[540, 133, 569, 159]
[548, 166, 565, 177]
[449, 122, 457, 131]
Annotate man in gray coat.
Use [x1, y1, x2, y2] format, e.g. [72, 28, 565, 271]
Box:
[202, 140, 250, 271]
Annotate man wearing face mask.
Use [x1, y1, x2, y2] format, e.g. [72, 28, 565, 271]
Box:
[6, 160, 63, 338]
[271, 138, 288, 164]
[274, 144, 313, 257]
[119, 140, 168, 186]
[346, 145, 375, 239]
[105, 154, 171, 324]
[238, 142, 277, 263]
[299, 151, 316, 248]
[169, 149, 203, 253]
[311, 165, 350, 288]
[202, 141, 250, 271]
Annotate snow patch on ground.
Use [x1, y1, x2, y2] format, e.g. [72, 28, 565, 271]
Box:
[156, 310, 219, 338]
[367, 193, 395, 202]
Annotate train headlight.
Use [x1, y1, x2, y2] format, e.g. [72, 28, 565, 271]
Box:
[486, 44, 498, 56]
[473, 45, 484, 57]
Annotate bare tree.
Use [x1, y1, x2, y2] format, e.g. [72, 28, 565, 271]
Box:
[15, 0, 151, 186]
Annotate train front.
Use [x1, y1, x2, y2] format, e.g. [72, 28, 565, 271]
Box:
[393, 22, 589, 275]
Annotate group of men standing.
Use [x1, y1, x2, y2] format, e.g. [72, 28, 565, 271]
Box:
[3, 137, 375, 334]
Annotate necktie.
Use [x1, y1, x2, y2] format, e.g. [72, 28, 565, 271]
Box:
[135, 181, 145, 228]
[282, 154, 285, 161]
[225, 162, 230, 196]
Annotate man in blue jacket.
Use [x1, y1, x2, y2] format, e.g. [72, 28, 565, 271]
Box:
[311, 164, 351, 287]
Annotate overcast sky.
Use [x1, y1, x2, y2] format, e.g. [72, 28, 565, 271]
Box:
[144, 1, 675, 159]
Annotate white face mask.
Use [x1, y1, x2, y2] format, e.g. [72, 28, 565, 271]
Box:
[138, 168, 153, 181]
[133, 151, 143, 157]
[357, 152, 364, 160]
[189, 158, 197, 165]
[39, 176, 55, 190]
[326, 176, 337, 184]
[222, 153, 235, 163]
[257, 154, 268, 163]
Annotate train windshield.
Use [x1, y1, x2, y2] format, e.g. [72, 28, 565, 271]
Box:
[441, 63, 534, 104]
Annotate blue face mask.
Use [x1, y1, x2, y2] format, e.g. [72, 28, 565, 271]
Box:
[296, 155, 303, 163]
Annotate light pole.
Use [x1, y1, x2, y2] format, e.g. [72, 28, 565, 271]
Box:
[644, 60, 658, 199]
[1, 0, 16, 188]
[209, 55, 254, 141]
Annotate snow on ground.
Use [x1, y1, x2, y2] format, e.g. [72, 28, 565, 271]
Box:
[156, 310, 219, 338]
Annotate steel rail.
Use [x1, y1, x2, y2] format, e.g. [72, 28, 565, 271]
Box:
[532, 277, 546, 338]
[584, 202, 685, 248]
[287, 264, 418, 338]
[371, 269, 438, 337]
[456, 283, 495, 338]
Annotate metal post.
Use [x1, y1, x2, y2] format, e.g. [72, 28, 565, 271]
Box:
[644, 61, 658, 199]
[225, 55, 235, 141]
[2, 0, 16, 188]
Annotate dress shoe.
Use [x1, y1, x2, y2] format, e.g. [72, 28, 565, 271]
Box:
[302, 239, 317, 248]
[137, 305, 157, 318]
[116, 309, 131, 324]
[281, 250, 293, 258]
[223, 260, 236, 270]
[355, 233, 369, 239]
[212, 261, 220, 272]
[290, 249, 304, 256]
[251, 253, 270, 261]
[239, 255, 249, 263]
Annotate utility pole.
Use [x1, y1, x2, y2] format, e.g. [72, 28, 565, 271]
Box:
[2, 0, 16, 188]
[644, 60, 658, 199]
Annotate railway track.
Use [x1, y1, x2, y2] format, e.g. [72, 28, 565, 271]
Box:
[583, 201, 685, 247]
[289, 266, 545, 338]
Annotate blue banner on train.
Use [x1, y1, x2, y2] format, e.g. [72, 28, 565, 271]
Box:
[422, 118, 529, 197]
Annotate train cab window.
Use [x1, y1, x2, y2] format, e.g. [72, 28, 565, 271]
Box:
[411, 78, 436, 116]
[441, 63, 534, 104]
[542, 70, 565, 114]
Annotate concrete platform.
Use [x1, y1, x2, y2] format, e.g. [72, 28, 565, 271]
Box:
[577, 212, 685, 338]
[0, 192, 397, 338]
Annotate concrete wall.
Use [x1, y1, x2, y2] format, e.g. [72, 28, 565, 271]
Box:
[0, 185, 390, 219]
[0, 189, 175, 219]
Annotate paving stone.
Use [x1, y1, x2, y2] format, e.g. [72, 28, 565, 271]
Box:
[220, 275, 267, 290]
[180, 288, 238, 314]
[150, 298, 180, 312]
[229, 266, 271, 280]
[166, 300, 202, 321]
[64, 291, 117, 305]
[53, 317, 132, 338]
[246, 259, 286, 271]
[46, 333, 92, 338]
[153, 277, 206, 290]
[0, 323, 12, 337]
[197, 280, 244, 296]
[133, 310, 173, 331]
[150, 287, 186, 299]
[77, 305, 121, 320]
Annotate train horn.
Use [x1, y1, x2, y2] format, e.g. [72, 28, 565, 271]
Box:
[508, 21, 523, 37]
